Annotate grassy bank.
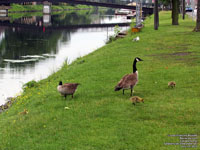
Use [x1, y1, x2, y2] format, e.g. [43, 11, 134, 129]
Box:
[0, 11, 200, 150]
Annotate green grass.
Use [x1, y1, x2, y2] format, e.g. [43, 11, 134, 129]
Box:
[0, 11, 200, 150]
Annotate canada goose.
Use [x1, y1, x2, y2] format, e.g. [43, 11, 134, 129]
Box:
[57, 81, 80, 99]
[115, 57, 143, 96]
[130, 96, 144, 105]
[19, 109, 28, 115]
[168, 81, 176, 88]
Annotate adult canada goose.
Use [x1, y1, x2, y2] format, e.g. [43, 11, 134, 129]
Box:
[57, 81, 80, 99]
[114, 57, 143, 96]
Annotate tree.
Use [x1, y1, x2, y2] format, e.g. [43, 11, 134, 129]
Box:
[182, 0, 185, 20]
[154, 0, 159, 30]
[194, 0, 200, 31]
[172, 0, 179, 25]
[159, 0, 171, 9]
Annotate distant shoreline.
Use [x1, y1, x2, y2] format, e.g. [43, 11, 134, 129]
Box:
[8, 7, 94, 13]
[8, 4, 99, 13]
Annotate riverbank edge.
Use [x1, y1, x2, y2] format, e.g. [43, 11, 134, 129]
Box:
[0, 16, 131, 114]
[0, 11, 199, 150]
[0, 5, 96, 112]
[8, 8, 93, 13]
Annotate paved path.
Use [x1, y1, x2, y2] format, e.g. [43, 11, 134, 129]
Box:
[187, 11, 197, 21]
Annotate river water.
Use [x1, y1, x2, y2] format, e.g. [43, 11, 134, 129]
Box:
[0, 9, 131, 105]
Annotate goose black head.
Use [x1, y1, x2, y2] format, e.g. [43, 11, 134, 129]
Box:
[135, 57, 143, 62]
[133, 57, 143, 73]
[59, 81, 63, 85]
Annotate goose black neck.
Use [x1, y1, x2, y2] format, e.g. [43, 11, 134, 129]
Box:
[133, 59, 137, 73]
[59, 81, 63, 85]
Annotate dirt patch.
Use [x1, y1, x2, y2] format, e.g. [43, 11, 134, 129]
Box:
[147, 51, 200, 66]
[147, 51, 192, 57]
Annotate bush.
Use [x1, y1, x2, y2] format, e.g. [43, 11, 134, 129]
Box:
[23, 80, 38, 91]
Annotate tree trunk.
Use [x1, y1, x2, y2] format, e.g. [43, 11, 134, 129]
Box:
[182, 0, 185, 20]
[194, 0, 200, 31]
[154, 0, 159, 30]
[172, 0, 179, 25]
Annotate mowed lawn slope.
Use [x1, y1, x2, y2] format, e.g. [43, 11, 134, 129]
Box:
[0, 11, 200, 150]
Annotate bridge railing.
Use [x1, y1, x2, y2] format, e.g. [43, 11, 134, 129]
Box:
[83, 0, 129, 5]
[82, 0, 154, 8]
[0, 0, 154, 13]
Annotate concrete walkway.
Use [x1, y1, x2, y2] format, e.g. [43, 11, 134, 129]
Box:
[187, 11, 197, 21]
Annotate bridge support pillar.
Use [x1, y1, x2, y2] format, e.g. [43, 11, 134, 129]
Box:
[0, 6, 10, 17]
[43, 1, 51, 14]
[43, 14, 51, 26]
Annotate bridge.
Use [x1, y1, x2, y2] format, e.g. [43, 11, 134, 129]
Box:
[0, 0, 154, 14]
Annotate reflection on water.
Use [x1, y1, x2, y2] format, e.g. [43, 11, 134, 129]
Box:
[0, 10, 130, 104]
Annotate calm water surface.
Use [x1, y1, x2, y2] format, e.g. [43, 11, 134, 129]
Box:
[0, 10, 130, 104]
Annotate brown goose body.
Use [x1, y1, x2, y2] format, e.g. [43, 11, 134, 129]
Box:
[168, 81, 176, 88]
[130, 96, 144, 105]
[115, 72, 138, 90]
[19, 109, 28, 115]
[115, 57, 143, 96]
[57, 81, 79, 98]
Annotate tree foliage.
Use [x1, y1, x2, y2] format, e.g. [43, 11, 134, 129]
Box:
[159, 0, 171, 8]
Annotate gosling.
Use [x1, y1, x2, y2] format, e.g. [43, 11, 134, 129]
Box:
[130, 96, 144, 105]
[19, 109, 28, 115]
[57, 81, 80, 99]
[168, 81, 176, 88]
